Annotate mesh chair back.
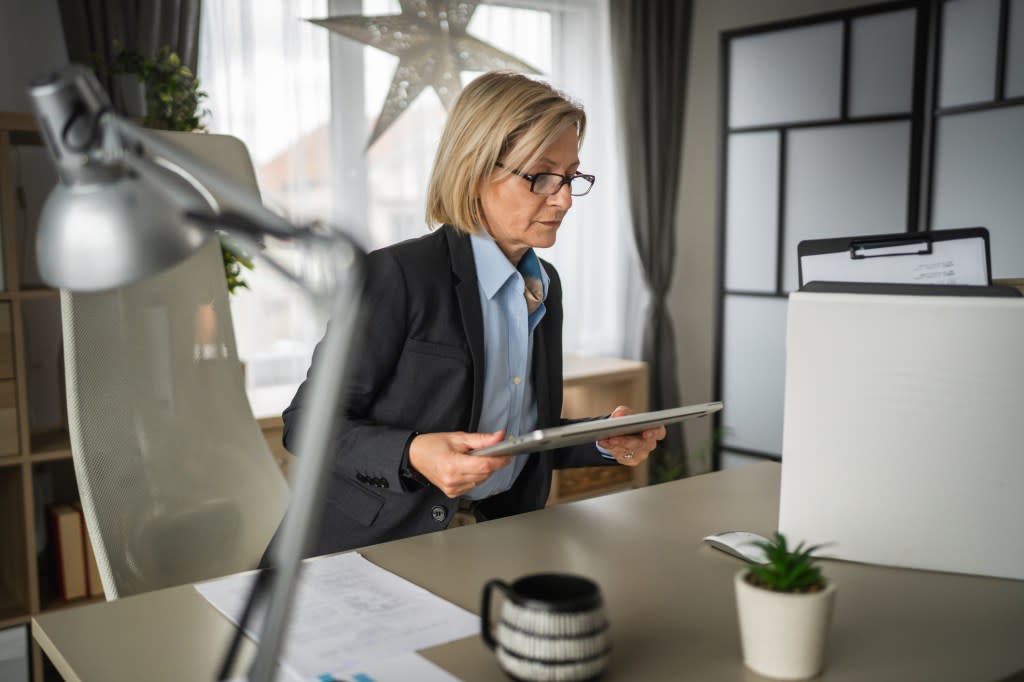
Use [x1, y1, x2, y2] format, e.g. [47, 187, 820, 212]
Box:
[62, 240, 288, 598]
[60, 133, 288, 598]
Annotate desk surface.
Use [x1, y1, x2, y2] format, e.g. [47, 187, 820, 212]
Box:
[33, 463, 1024, 681]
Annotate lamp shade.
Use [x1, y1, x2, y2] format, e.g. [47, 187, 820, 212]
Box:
[28, 64, 212, 292]
[36, 166, 211, 292]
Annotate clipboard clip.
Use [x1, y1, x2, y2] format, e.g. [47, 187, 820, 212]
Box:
[849, 238, 933, 259]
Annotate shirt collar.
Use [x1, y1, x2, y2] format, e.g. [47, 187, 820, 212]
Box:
[470, 232, 550, 301]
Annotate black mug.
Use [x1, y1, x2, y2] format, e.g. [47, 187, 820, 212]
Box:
[481, 573, 610, 681]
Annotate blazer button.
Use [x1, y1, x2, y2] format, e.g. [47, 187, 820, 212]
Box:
[431, 505, 447, 523]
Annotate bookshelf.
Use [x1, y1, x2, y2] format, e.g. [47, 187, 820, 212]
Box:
[0, 111, 104, 681]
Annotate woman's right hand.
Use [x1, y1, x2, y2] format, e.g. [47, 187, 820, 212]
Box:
[408, 430, 513, 498]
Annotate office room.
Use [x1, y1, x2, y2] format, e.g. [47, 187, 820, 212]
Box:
[0, 0, 1022, 680]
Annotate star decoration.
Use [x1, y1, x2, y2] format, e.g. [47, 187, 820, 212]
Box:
[311, 0, 541, 149]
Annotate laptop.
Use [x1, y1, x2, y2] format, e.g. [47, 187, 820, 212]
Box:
[779, 291, 1024, 580]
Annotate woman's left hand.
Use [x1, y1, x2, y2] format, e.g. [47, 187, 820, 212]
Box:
[597, 405, 665, 467]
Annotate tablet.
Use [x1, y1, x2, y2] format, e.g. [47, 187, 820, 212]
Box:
[468, 401, 723, 457]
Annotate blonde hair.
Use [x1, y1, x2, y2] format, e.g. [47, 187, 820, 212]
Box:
[426, 71, 586, 234]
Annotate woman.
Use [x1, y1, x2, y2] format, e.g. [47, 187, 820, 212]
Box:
[284, 71, 664, 555]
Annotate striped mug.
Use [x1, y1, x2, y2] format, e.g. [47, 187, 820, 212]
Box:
[481, 573, 610, 681]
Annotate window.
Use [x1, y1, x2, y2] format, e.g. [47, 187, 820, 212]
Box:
[199, 0, 633, 418]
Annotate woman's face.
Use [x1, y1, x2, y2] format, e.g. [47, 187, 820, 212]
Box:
[479, 126, 580, 265]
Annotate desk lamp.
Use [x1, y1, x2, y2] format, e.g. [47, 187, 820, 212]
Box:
[28, 65, 364, 682]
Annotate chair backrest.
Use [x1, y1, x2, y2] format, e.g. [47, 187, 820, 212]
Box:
[61, 132, 289, 599]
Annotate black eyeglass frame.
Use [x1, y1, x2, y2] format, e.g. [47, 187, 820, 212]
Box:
[495, 162, 596, 196]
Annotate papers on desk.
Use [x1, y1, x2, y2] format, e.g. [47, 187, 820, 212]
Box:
[195, 553, 473, 681]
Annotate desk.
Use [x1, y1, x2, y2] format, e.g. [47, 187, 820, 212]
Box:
[33, 463, 1024, 681]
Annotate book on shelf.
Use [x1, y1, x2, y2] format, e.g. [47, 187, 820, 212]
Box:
[48, 504, 87, 601]
[72, 502, 104, 598]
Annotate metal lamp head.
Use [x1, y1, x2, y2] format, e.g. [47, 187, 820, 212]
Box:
[36, 174, 211, 292]
[28, 65, 211, 292]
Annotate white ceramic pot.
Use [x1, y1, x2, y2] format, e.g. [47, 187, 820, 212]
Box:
[734, 570, 837, 680]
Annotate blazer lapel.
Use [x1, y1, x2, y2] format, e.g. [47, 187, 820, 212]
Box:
[444, 226, 486, 431]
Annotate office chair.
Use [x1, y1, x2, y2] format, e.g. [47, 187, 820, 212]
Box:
[60, 133, 290, 599]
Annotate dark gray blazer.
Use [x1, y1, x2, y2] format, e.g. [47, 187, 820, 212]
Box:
[283, 225, 612, 555]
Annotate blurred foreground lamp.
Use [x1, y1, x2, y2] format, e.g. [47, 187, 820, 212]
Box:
[29, 65, 363, 681]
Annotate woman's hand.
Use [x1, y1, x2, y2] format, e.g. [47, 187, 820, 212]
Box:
[597, 405, 665, 467]
[408, 430, 514, 498]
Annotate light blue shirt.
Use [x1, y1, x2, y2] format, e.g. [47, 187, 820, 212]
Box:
[462, 233, 549, 500]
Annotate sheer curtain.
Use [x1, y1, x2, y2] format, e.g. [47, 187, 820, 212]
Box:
[199, 0, 638, 418]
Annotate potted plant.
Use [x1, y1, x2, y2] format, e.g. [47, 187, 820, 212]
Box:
[103, 40, 208, 131]
[734, 532, 837, 679]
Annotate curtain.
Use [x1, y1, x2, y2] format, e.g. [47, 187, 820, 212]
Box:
[57, 0, 201, 98]
[198, 0, 334, 417]
[608, 0, 693, 480]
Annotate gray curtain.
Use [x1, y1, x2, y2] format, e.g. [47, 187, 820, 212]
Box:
[609, 0, 693, 480]
[57, 0, 201, 93]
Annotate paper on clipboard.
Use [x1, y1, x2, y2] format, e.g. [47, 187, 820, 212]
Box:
[798, 227, 990, 288]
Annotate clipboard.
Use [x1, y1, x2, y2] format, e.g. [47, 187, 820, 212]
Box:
[797, 227, 991, 289]
[468, 402, 723, 457]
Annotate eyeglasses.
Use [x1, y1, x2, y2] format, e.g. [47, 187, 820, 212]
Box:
[496, 162, 596, 196]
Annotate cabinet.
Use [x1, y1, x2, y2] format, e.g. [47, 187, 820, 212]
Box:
[0, 111, 97, 682]
[546, 354, 649, 505]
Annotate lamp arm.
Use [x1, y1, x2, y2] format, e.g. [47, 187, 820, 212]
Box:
[105, 117, 367, 680]
[116, 131, 367, 681]
[101, 113, 296, 239]
[185, 211, 350, 305]
[247, 244, 363, 682]
[180, 209, 364, 682]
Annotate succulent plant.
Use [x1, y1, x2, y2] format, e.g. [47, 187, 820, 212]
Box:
[744, 532, 827, 593]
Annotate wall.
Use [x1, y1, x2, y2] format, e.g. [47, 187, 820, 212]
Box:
[0, 0, 67, 112]
[674, 0, 896, 472]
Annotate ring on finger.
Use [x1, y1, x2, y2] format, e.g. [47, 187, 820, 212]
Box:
[623, 450, 635, 461]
